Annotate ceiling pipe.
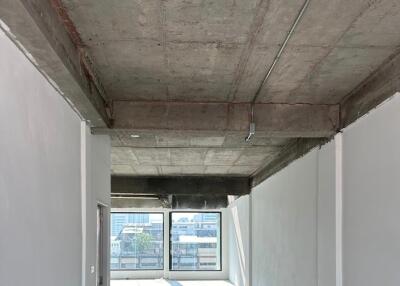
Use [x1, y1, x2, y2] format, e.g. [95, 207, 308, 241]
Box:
[245, 0, 311, 142]
[245, 104, 255, 142]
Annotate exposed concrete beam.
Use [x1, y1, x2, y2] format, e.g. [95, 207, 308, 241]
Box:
[251, 138, 327, 187]
[112, 176, 250, 196]
[341, 49, 400, 127]
[0, 0, 110, 126]
[107, 101, 339, 137]
[251, 50, 400, 186]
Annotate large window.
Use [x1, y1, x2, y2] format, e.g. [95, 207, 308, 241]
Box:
[170, 212, 221, 271]
[110, 213, 164, 270]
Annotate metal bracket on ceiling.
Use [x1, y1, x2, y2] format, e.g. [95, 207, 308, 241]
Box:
[245, 122, 256, 142]
[244, 0, 310, 142]
[245, 104, 256, 142]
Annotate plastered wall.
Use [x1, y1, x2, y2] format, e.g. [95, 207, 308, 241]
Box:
[0, 28, 82, 286]
[342, 95, 400, 286]
[229, 94, 400, 286]
[0, 27, 111, 286]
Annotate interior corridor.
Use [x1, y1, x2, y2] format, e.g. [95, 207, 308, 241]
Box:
[2, 1, 400, 286]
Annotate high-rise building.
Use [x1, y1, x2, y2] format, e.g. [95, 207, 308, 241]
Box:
[111, 213, 150, 236]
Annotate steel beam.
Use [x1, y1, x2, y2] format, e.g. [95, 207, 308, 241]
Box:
[112, 176, 250, 196]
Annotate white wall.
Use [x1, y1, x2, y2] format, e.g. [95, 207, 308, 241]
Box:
[228, 143, 336, 286]
[252, 150, 318, 286]
[85, 126, 111, 286]
[317, 140, 337, 286]
[228, 195, 250, 286]
[342, 95, 400, 286]
[0, 28, 82, 286]
[251, 144, 337, 286]
[0, 27, 110, 286]
[228, 94, 400, 286]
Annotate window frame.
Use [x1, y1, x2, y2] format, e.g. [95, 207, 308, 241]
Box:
[168, 211, 223, 272]
[110, 211, 165, 272]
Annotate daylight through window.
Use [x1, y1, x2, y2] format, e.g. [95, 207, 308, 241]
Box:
[110, 213, 164, 270]
[170, 212, 221, 271]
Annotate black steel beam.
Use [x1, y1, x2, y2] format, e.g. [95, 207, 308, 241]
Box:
[112, 176, 250, 196]
[172, 195, 228, 209]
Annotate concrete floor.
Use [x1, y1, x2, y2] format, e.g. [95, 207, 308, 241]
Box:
[110, 280, 233, 286]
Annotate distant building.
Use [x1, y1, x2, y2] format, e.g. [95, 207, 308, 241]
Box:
[193, 213, 219, 222]
[170, 213, 220, 270]
[111, 213, 220, 271]
[111, 213, 150, 236]
[110, 221, 163, 270]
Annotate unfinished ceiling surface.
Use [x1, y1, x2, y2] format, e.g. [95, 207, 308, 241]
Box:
[109, 130, 289, 176]
[66, 0, 400, 176]
[2, 0, 400, 177]
[62, 0, 400, 103]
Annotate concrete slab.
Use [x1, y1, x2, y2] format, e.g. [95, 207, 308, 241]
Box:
[170, 148, 207, 166]
[111, 164, 135, 175]
[134, 148, 171, 165]
[8, 0, 400, 177]
[228, 165, 258, 175]
[289, 46, 395, 104]
[165, 0, 258, 44]
[204, 149, 242, 166]
[234, 147, 277, 166]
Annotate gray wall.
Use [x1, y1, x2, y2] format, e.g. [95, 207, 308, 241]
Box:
[342, 95, 400, 286]
[317, 140, 337, 286]
[252, 150, 318, 286]
[228, 144, 336, 286]
[0, 28, 82, 286]
[250, 144, 336, 286]
[0, 26, 111, 286]
[228, 94, 400, 286]
[85, 126, 111, 286]
[229, 142, 335, 286]
[228, 145, 336, 286]
[228, 195, 250, 286]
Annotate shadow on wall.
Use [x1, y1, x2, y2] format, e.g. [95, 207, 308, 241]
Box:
[230, 205, 247, 286]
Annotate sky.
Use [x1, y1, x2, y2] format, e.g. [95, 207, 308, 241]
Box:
[149, 213, 196, 222]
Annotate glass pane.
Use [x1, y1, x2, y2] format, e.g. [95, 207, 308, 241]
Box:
[170, 212, 221, 271]
[110, 213, 164, 270]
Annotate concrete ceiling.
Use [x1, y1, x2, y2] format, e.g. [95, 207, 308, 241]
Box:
[65, 0, 400, 176]
[109, 130, 290, 176]
[62, 0, 400, 104]
[2, 0, 400, 178]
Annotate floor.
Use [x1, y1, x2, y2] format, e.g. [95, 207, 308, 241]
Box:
[110, 280, 233, 286]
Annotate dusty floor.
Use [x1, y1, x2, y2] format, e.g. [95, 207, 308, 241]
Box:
[110, 279, 233, 286]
